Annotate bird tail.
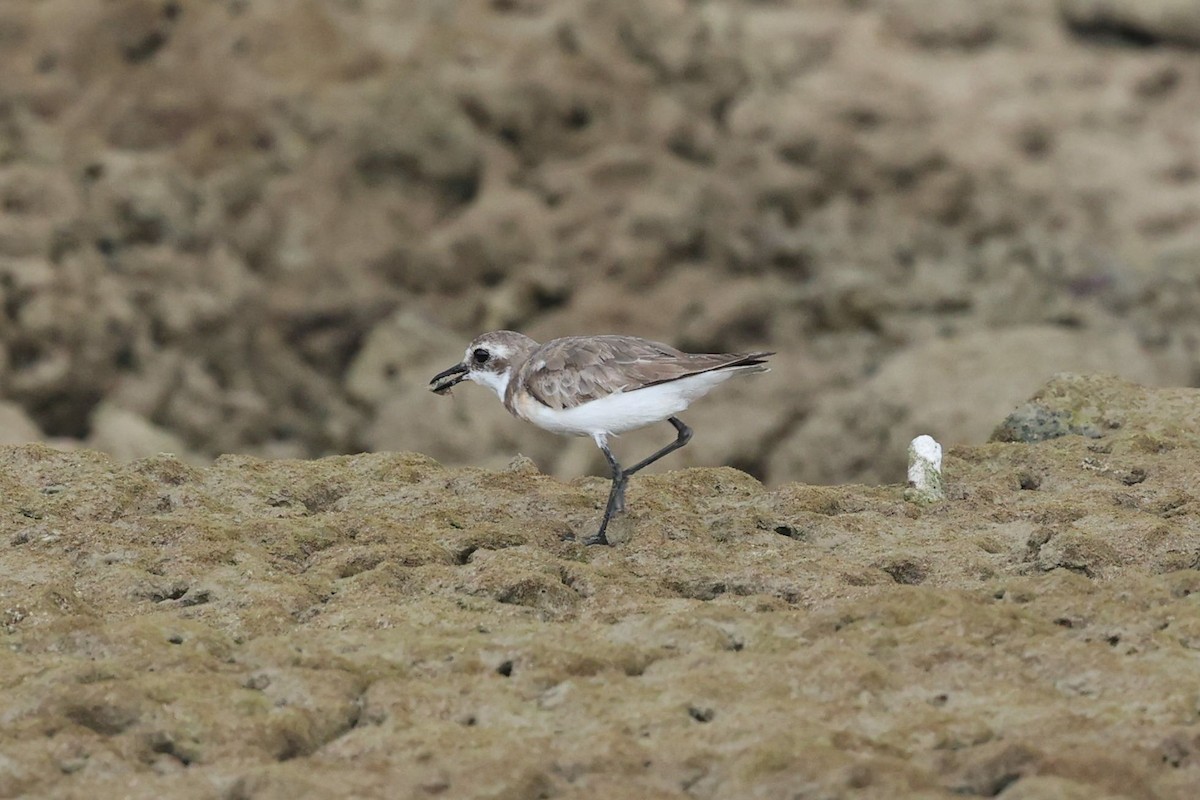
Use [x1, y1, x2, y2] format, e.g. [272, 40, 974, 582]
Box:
[718, 351, 774, 376]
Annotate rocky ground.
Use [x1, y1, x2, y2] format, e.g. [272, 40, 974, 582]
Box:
[1, 373, 1199, 798]
[1, 0, 1199, 485]
[3, 4, 1200, 796]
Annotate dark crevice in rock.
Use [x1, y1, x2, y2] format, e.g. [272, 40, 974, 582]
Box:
[1063, 17, 1168, 49]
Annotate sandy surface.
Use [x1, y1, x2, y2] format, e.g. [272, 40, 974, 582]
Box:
[2, 373, 1199, 798]
[1, 0, 1199, 484]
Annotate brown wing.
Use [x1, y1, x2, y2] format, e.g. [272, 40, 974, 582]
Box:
[519, 335, 772, 410]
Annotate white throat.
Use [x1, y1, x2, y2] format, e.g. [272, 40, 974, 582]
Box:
[471, 368, 511, 401]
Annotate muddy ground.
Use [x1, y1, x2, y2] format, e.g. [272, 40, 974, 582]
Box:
[2, 373, 1200, 798]
[1, 0, 1200, 485]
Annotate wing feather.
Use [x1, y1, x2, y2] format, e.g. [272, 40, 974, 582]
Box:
[519, 336, 773, 410]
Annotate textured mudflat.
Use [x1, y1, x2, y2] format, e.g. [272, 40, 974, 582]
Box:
[2, 374, 1200, 798]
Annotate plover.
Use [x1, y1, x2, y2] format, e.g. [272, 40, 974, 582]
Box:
[429, 331, 773, 545]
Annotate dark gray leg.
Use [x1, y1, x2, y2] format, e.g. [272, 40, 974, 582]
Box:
[585, 442, 626, 547]
[623, 417, 692, 476]
[584, 417, 693, 547]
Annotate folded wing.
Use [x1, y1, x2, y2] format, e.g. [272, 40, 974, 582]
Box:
[520, 336, 773, 410]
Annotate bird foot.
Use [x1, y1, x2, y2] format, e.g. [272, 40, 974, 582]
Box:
[583, 531, 611, 547]
[585, 510, 636, 546]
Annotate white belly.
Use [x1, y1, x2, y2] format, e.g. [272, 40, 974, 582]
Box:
[514, 370, 736, 436]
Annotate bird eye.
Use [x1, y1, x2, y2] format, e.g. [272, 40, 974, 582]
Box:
[472, 348, 490, 364]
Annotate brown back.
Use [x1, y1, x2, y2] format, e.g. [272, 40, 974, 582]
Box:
[511, 335, 772, 410]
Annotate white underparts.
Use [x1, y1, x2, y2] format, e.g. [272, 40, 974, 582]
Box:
[514, 367, 753, 437]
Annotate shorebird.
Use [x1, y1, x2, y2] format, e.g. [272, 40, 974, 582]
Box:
[429, 331, 773, 545]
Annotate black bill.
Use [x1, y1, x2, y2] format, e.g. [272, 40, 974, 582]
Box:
[429, 362, 469, 394]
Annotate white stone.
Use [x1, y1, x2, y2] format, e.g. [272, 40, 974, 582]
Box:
[906, 434, 944, 503]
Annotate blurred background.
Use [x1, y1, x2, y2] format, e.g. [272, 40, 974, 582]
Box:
[0, 0, 1197, 486]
